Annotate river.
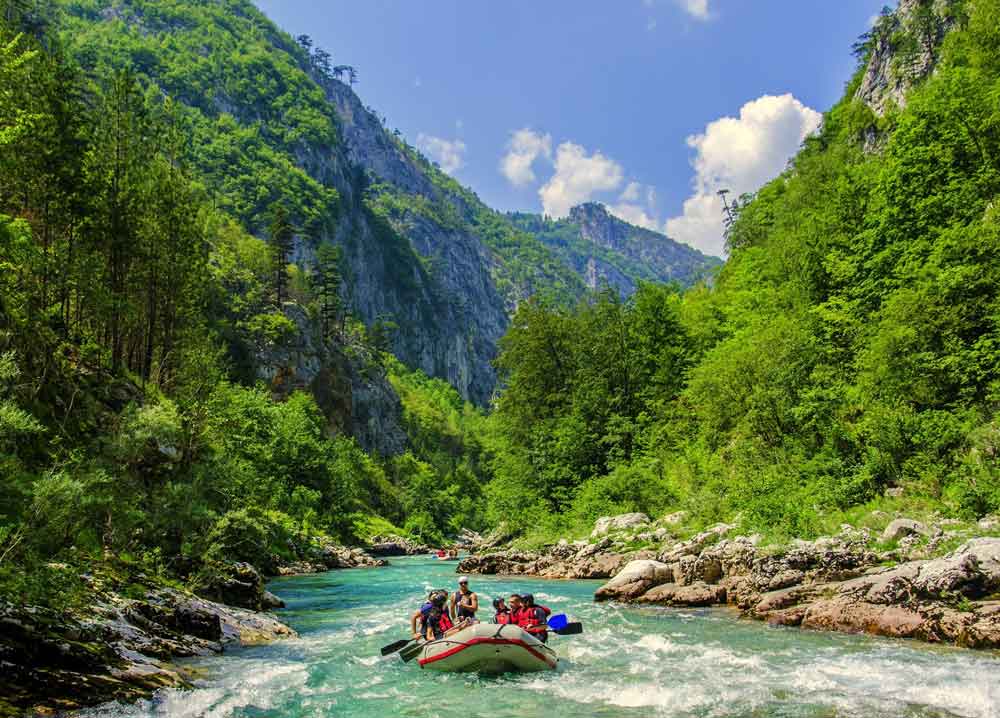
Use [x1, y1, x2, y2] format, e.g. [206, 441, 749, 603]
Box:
[79, 555, 1000, 718]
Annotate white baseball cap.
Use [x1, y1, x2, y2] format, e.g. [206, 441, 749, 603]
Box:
[458, 576, 469, 584]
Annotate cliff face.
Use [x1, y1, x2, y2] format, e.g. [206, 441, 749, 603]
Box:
[856, 0, 960, 117]
[509, 203, 721, 297]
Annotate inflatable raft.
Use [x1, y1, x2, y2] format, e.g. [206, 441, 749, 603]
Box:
[417, 623, 557, 673]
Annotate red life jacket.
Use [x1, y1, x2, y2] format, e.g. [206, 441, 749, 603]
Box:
[524, 605, 550, 628]
[424, 608, 453, 639]
[511, 606, 531, 628]
[494, 609, 511, 624]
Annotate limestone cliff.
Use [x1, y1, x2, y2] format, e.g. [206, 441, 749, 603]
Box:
[509, 203, 721, 296]
[856, 0, 961, 117]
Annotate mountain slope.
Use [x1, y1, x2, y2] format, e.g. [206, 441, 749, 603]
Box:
[508, 203, 721, 296]
[56, 0, 592, 403]
[486, 0, 1000, 538]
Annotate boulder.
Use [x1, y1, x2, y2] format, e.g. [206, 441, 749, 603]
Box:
[262, 591, 285, 610]
[594, 559, 672, 601]
[637, 581, 727, 606]
[591, 513, 650, 538]
[368, 534, 429, 556]
[193, 562, 265, 611]
[458, 551, 541, 576]
[881, 518, 929, 543]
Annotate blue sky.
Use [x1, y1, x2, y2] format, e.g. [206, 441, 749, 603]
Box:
[254, 1, 888, 256]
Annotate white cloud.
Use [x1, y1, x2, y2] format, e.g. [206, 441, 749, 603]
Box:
[676, 0, 710, 20]
[620, 181, 642, 202]
[539, 142, 624, 218]
[417, 133, 466, 174]
[608, 182, 661, 231]
[665, 93, 822, 256]
[499, 129, 552, 187]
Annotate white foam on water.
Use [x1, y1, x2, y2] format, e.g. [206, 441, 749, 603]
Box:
[635, 633, 683, 654]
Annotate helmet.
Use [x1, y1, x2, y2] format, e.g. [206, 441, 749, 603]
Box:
[523, 593, 534, 606]
[492, 597, 505, 610]
[431, 592, 447, 607]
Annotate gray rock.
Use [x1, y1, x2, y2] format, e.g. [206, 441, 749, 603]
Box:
[881, 518, 929, 543]
[594, 559, 673, 601]
[591, 512, 650, 538]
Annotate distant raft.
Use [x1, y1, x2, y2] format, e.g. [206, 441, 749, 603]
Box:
[417, 623, 558, 673]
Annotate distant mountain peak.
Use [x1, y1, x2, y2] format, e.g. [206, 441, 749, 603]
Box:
[508, 204, 721, 297]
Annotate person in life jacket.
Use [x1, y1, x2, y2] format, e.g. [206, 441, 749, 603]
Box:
[507, 593, 526, 626]
[423, 592, 454, 640]
[411, 590, 451, 639]
[410, 590, 440, 639]
[450, 576, 478, 623]
[522, 593, 552, 643]
[491, 597, 511, 624]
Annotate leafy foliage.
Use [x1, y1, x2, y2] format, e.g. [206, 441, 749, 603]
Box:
[488, 1, 1000, 541]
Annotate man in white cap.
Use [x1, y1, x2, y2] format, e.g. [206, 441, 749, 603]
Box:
[450, 576, 479, 624]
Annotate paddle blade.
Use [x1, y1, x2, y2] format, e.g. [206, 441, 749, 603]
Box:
[400, 640, 425, 662]
[380, 639, 411, 656]
[553, 622, 583, 635]
[547, 613, 568, 630]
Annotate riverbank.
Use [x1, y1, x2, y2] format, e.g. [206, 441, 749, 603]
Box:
[71, 555, 1000, 718]
[458, 513, 1000, 650]
[0, 546, 385, 717]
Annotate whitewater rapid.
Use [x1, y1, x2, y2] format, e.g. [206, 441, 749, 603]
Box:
[78, 556, 1000, 718]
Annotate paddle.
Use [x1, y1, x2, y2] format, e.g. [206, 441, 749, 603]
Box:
[547, 613, 568, 630]
[380, 638, 415, 656]
[400, 640, 424, 662]
[552, 622, 583, 635]
[525, 617, 583, 636]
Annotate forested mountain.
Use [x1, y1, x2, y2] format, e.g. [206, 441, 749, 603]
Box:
[508, 203, 721, 297]
[4, 0, 1000, 685]
[486, 0, 1000, 541]
[0, 0, 501, 619]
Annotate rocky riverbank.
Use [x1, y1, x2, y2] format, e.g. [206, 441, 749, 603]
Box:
[366, 534, 430, 557]
[458, 513, 1000, 649]
[0, 586, 294, 716]
[1, 544, 388, 716]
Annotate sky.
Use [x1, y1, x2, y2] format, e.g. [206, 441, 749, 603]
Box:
[254, 1, 889, 258]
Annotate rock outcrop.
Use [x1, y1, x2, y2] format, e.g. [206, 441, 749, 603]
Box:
[275, 542, 387, 575]
[461, 511, 1000, 650]
[856, 0, 960, 117]
[367, 534, 430, 556]
[507, 203, 722, 298]
[0, 589, 295, 715]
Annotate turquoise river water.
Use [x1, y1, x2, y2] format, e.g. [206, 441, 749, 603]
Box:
[79, 555, 1000, 718]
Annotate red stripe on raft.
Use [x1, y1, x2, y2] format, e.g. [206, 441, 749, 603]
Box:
[418, 637, 557, 669]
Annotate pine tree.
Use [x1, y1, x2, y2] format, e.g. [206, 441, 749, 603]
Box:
[268, 204, 294, 307]
[314, 242, 342, 341]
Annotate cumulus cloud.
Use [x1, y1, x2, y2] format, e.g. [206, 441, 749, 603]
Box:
[539, 142, 625, 218]
[417, 133, 466, 174]
[608, 182, 661, 231]
[676, 0, 710, 20]
[499, 129, 553, 187]
[665, 93, 822, 256]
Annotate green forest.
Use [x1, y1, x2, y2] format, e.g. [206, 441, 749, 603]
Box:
[0, 0, 493, 609]
[3, 0, 1000, 617]
[486, 0, 1000, 543]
